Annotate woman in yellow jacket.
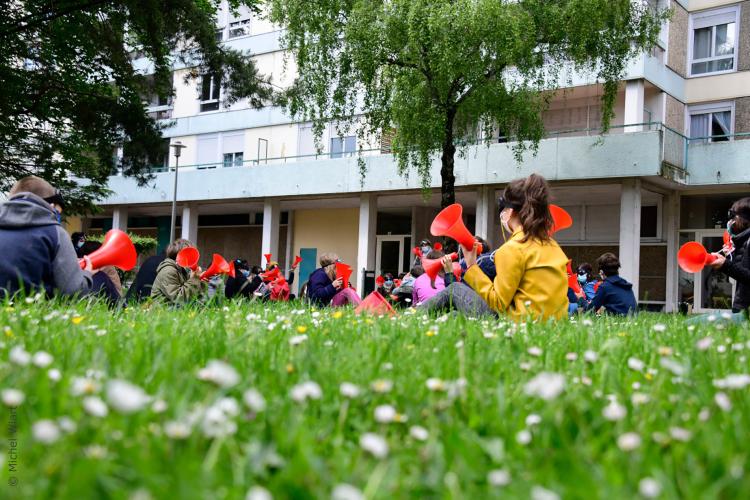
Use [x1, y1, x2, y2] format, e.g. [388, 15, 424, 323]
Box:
[419, 174, 568, 321]
[463, 174, 568, 321]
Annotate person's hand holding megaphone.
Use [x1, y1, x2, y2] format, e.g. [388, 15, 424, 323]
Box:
[81, 255, 99, 274]
[462, 242, 481, 268]
[708, 252, 726, 270]
[332, 277, 344, 289]
[441, 255, 454, 274]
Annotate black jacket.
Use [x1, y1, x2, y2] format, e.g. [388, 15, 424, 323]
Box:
[125, 252, 166, 302]
[721, 227, 750, 313]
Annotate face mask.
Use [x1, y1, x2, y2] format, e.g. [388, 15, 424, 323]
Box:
[727, 219, 736, 236]
[421, 246, 430, 255]
[52, 209, 62, 223]
[577, 274, 587, 284]
[240, 269, 250, 278]
[500, 209, 512, 234]
[599, 271, 606, 280]
[76, 240, 85, 249]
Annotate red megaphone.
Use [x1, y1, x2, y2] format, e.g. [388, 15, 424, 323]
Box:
[292, 255, 302, 269]
[452, 262, 463, 281]
[78, 229, 137, 271]
[375, 275, 385, 286]
[433, 242, 443, 251]
[421, 252, 458, 281]
[176, 247, 200, 270]
[264, 253, 272, 265]
[413, 246, 423, 258]
[550, 205, 573, 234]
[355, 291, 395, 316]
[228, 260, 236, 279]
[200, 253, 230, 281]
[260, 267, 281, 282]
[431, 204, 482, 254]
[335, 262, 353, 289]
[567, 259, 582, 294]
[677, 242, 718, 273]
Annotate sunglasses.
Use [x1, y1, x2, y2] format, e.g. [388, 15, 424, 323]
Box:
[497, 196, 522, 214]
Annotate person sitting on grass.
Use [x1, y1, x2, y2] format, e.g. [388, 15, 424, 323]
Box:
[412, 250, 447, 306]
[306, 253, 361, 307]
[225, 260, 264, 300]
[584, 253, 637, 316]
[125, 249, 166, 302]
[422, 174, 569, 321]
[0, 176, 94, 297]
[151, 239, 204, 305]
[78, 240, 121, 306]
[705, 197, 750, 322]
[569, 262, 598, 314]
[391, 266, 423, 307]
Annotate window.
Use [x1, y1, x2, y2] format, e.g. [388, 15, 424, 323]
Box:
[215, 29, 224, 42]
[223, 152, 243, 168]
[330, 135, 356, 158]
[689, 102, 733, 143]
[228, 19, 250, 38]
[689, 7, 739, 76]
[297, 123, 315, 157]
[200, 74, 220, 112]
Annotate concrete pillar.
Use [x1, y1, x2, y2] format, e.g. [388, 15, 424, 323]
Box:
[624, 79, 645, 133]
[261, 198, 280, 261]
[664, 191, 680, 312]
[180, 203, 199, 244]
[475, 186, 498, 249]
[356, 194, 377, 293]
[619, 179, 642, 301]
[111, 207, 128, 232]
[285, 210, 294, 273]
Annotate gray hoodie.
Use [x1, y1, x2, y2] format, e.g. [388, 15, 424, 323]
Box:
[0, 192, 92, 296]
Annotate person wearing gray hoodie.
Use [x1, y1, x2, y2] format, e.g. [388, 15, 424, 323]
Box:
[0, 176, 94, 297]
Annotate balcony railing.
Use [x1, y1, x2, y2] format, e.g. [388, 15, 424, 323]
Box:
[142, 121, 686, 174]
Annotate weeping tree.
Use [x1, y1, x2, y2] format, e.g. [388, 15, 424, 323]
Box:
[0, 0, 273, 213]
[270, 0, 669, 207]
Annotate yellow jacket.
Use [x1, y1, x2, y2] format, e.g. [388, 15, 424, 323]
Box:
[463, 228, 568, 322]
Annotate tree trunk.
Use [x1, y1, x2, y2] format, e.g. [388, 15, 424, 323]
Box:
[440, 109, 457, 208]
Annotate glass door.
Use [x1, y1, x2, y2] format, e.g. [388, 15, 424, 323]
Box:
[376, 236, 408, 277]
[690, 230, 735, 312]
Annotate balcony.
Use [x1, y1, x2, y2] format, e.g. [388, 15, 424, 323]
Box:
[105, 123, 711, 205]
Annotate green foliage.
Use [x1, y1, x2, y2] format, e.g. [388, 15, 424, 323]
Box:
[270, 0, 669, 206]
[0, 0, 274, 214]
[88, 232, 158, 254]
[1, 299, 749, 497]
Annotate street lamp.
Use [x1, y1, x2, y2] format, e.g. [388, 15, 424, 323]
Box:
[169, 141, 187, 243]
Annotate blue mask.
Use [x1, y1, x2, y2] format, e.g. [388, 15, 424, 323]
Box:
[727, 219, 735, 236]
[240, 269, 250, 278]
[76, 241, 85, 249]
[577, 274, 587, 284]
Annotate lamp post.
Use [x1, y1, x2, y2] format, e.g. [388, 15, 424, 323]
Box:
[169, 141, 187, 243]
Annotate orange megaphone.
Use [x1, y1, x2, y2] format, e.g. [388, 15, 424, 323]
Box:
[228, 260, 236, 279]
[292, 255, 302, 269]
[335, 262, 353, 288]
[176, 247, 200, 270]
[677, 242, 718, 273]
[421, 252, 458, 281]
[550, 205, 573, 234]
[200, 253, 230, 281]
[431, 204, 482, 254]
[355, 291, 395, 316]
[78, 229, 137, 271]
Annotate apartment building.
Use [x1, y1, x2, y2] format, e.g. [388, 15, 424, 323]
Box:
[80, 0, 750, 313]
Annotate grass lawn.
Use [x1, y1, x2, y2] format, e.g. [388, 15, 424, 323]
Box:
[1, 298, 749, 499]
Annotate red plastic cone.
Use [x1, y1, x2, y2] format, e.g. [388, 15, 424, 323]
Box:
[677, 241, 717, 273]
[200, 253, 230, 281]
[355, 291, 395, 316]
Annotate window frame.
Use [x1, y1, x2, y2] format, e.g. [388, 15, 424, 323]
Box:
[687, 5, 740, 78]
[686, 101, 735, 143]
[199, 74, 221, 113]
[223, 152, 244, 168]
[228, 18, 251, 39]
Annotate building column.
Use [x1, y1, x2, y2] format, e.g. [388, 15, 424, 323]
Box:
[180, 203, 199, 243]
[261, 198, 281, 261]
[624, 79, 645, 133]
[475, 186, 497, 249]
[111, 207, 128, 232]
[285, 210, 294, 273]
[664, 191, 681, 312]
[619, 179, 642, 301]
[356, 194, 377, 294]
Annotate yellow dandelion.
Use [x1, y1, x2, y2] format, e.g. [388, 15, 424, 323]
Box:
[4, 307, 14, 312]
[426, 330, 437, 337]
[332, 310, 343, 319]
[365, 319, 374, 325]
[645, 372, 653, 381]
[71, 316, 84, 325]
[617, 331, 627, 337]
[296, 325, 308, 334]
[394, 413, 409, 423]
[188, 312, 196, 318]
[286, 363, 295, 374]
[4, 327, 13, 338]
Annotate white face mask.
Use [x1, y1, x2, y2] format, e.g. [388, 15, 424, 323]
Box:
[500, 209, 513, 234]
[421, 246, 431, 255]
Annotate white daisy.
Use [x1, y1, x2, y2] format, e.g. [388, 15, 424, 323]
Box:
[197, 360, 240, 389]
[106, 379, 151, 414]
[2, 388, 25, 407]
[359, 432, 388, 459]
[243, 388, 267, 412]
[627, 357, 645, 372]
[409, 425, 429, 441]
[523, 372, 565, 400]
[339, 382, 361, 399]
[638, 478, 661, 498]
[617, 432, 641, 451]
[83, 396, 109, 417]
[32, 419, 61, 444]
[32, 351, 53, 368]
[332, 484, 364, 500]
[487, 469, 511, 487]
[602, 401, 627, 421]
[9, 345, 31, 365]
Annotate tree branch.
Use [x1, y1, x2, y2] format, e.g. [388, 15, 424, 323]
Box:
[1, 0, 112, 36]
